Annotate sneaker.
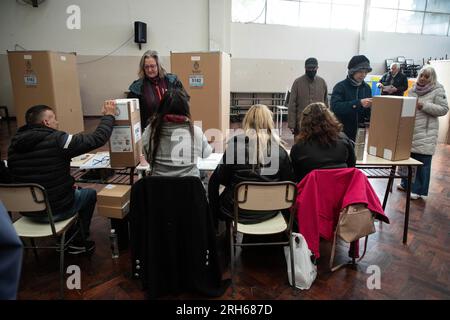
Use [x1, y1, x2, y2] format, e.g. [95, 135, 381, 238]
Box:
[410, 193, 421, 200]
[397, 184, 406, 191]
[68, 240, 96, 255]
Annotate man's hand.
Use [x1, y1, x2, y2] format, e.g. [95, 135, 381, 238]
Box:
[102, 100, 117, 116]
[360, 98, 372, 108]
[417, 101, 423, 111]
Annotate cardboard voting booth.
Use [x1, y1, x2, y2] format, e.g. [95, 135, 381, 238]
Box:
[8, 50, 84, 133]
[367, 96, 417, 161]
[170, 51, 230, 147]
[108, 98, 142, 168]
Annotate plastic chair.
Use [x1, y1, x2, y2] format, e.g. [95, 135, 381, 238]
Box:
[229, 181, 297, 296]
[0, 183, 87, 299]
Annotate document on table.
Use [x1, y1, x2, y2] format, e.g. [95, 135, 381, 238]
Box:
[70, 153, 95, 167]
[197, 153, 223, 171]
[79, 152, 111, 169]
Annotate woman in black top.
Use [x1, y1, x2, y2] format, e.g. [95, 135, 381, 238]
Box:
[290, 102, 356, 182]
[208, 104, 294, 225]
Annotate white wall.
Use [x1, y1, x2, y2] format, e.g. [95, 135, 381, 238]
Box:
[230, 22, 360, 92]
[0, 0, 209, 115]
[230, 22, 450, 92]
[0, 0, 209, 56]
[361, 31, 450, 66]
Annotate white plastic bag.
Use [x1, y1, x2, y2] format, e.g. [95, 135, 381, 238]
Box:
[284, 232, 317, 290]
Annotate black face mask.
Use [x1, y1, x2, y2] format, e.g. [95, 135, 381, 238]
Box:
[306, 70, 317, 79]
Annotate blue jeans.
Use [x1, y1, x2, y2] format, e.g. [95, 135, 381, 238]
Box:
[401, 153, 432, 196]
[27, 188, 97, 239]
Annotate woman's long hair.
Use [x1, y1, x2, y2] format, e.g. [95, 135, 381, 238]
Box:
[298, 102, 342, 146]
[138, 50, 167, 79]
[147, 89, 194, 170]
[241, 104, 284, 165]
[416, 65, 437, 86]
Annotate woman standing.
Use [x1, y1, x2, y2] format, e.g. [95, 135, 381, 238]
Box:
[128, 50, 185, 129]
[398, 65, 448, 200]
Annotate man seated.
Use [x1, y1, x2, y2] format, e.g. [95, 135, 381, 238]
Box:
[7, 102, 116, 254]
[378, 62, 408, 96]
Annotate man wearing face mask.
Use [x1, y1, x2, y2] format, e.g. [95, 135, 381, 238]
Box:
[288, 57, 328, 141]
[331, 55, 373, 142]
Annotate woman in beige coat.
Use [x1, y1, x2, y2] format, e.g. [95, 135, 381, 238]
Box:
[398, 65, 449, 199]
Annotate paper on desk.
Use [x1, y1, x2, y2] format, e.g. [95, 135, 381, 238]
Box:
[71, 153, 95, 167]
[80, 151, 111, 169]
[197, 153, 223, 171]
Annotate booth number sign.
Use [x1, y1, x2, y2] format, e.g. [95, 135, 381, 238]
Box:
[24, 73, 38, 86]
[189, 75, 204, 87]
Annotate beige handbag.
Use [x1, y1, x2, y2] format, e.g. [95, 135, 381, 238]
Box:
[330, 203, 376, 271]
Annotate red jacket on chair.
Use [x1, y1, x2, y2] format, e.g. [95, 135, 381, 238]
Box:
[295, 168, 389, 258]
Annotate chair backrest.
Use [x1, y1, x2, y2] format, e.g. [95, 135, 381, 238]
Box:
[234, 181, 297, 212]
[129, 175, 227, 298]
[0, 183, 49, 213]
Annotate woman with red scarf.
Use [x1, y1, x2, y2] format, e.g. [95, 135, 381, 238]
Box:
[128, 50, 185, 130]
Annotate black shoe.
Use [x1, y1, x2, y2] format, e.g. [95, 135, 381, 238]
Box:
[68, 240, 96, 255]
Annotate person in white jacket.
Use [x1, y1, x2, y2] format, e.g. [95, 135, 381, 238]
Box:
[398, 65, 449, 199]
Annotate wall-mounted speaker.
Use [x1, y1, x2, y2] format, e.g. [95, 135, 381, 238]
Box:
[134, 21, 147, 50]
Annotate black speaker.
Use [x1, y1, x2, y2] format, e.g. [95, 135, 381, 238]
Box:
[134, 21, 147, 49]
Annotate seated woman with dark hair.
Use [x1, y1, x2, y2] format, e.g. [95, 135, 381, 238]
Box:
[142, 88, 212, 177]
[290, 102, 356, 182]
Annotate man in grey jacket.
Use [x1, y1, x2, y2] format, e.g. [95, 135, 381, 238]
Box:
[288, 57, 329, 141]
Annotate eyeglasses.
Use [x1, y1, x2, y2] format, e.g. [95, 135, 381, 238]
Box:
[144, 64, 158, 70]
[92, 156, 110, 166]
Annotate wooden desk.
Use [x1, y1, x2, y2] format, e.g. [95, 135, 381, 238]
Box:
[356, 153, 423, 244]
[70, 152, 136, 185]
[136, 151, 422, 245]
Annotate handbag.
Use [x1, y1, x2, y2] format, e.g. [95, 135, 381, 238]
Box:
[284, 232, 317, 290]
[330, 203, 376, 271]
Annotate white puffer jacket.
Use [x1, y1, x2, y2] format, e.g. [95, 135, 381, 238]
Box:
[409, 83, 449, 155]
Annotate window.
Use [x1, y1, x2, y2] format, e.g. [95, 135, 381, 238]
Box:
[232, 0, 363, 31]
[298, 1, 331, 28]
[266, 0, 300, 27]
[232, 0, 450, 36]
[423, 13, 449, 35]
[369, 0, 450, 36]
[368, 8, 398, 32]
[397, 10, 424, 34]
[232, 0, 266, 24]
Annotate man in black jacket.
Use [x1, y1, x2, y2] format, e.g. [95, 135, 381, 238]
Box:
[378, 62, 409, 96]
[8, 102, 116, 253]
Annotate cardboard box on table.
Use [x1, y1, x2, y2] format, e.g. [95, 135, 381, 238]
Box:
[170, 51, 230, 150]
[367, 96, 417, 161]
[108, 98, 142, 168]
[7, 50, 84, 133]
[97, 184, 131, 219]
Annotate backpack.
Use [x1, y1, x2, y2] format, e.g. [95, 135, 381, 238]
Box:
[330, 203, 376, 271]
